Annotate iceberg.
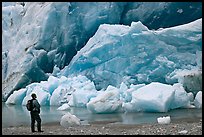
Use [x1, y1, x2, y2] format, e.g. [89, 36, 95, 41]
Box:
[87, 85, 122, 113]
[123, 82, 192, 112]
[5, 73, 198, 113]
[6, 75, 98, 106]
[123, 82, 175, 112]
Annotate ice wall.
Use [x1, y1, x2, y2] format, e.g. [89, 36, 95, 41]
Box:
[2, 2, 202, 101]
[59, 19, 202, 91]
[2, 2, 125, 101]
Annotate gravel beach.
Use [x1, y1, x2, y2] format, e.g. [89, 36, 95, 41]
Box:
[2, 118, 202, 135]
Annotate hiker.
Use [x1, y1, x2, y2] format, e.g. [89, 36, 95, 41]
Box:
[30, 93, 43, 132]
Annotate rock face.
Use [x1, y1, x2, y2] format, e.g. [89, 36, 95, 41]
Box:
[121, 2, 202, 30]
[2, 2, 202, 101]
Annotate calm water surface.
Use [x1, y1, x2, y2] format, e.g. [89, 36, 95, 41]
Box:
[2, 102, 202, 128]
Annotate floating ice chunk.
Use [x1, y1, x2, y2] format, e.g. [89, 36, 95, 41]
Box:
[87, 85, 122, 113]
[5, 88, 27, 105]
[57, 103, 70, 111]
[194, 91, 202, 108]
[60, 112, 81, 127]
[157, 116, 171, 124]
[123, 82, 175, 112]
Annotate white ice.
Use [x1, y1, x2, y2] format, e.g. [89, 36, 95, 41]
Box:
[194, 91, 202, 108]
[157, 116, 171, 124]
[57, 103, 70, 111]
[60, 112, 81, 127]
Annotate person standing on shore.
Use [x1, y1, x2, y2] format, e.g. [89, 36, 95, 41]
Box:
[30, 93, 43, 132]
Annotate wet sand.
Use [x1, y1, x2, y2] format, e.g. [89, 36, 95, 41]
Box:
[2, 118, 202, 135]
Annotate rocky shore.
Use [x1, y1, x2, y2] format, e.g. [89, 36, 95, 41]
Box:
[2, 118, 202, 135]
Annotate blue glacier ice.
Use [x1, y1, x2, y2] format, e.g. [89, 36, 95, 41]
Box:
[6, 75, 200, 113]
[2, 2, 202, 113]
[59, 19, 202, 92]
[123, 82, 175, 112]
[2, 2, 202, 101]
[5, 88, 27, 105]
[2, 2, 125, 101]
[87, 85, 122, 113]
[22, 86, 51, 106]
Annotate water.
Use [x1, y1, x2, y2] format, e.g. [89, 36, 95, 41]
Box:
[2, 102, 202, 128]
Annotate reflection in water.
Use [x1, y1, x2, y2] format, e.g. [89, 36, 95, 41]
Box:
[2, 103, 202, 128]
[2, 103, 66, 128]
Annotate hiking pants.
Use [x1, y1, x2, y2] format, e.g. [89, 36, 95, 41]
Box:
[30, 112, 41, 132]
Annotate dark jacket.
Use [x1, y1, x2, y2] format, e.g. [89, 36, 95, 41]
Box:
[32, 99, 41, 113]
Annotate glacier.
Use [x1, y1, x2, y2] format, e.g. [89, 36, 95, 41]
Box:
[59, 19, 202, 92]
[2, 2, 202, 113]
[2, 2, 202, 101]
[2, 2, 126, 101]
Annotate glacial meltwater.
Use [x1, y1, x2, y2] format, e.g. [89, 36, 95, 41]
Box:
[2, 102, 202, 128]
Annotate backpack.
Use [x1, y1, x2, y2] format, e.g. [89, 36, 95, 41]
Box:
[26, 99, 33, 111]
